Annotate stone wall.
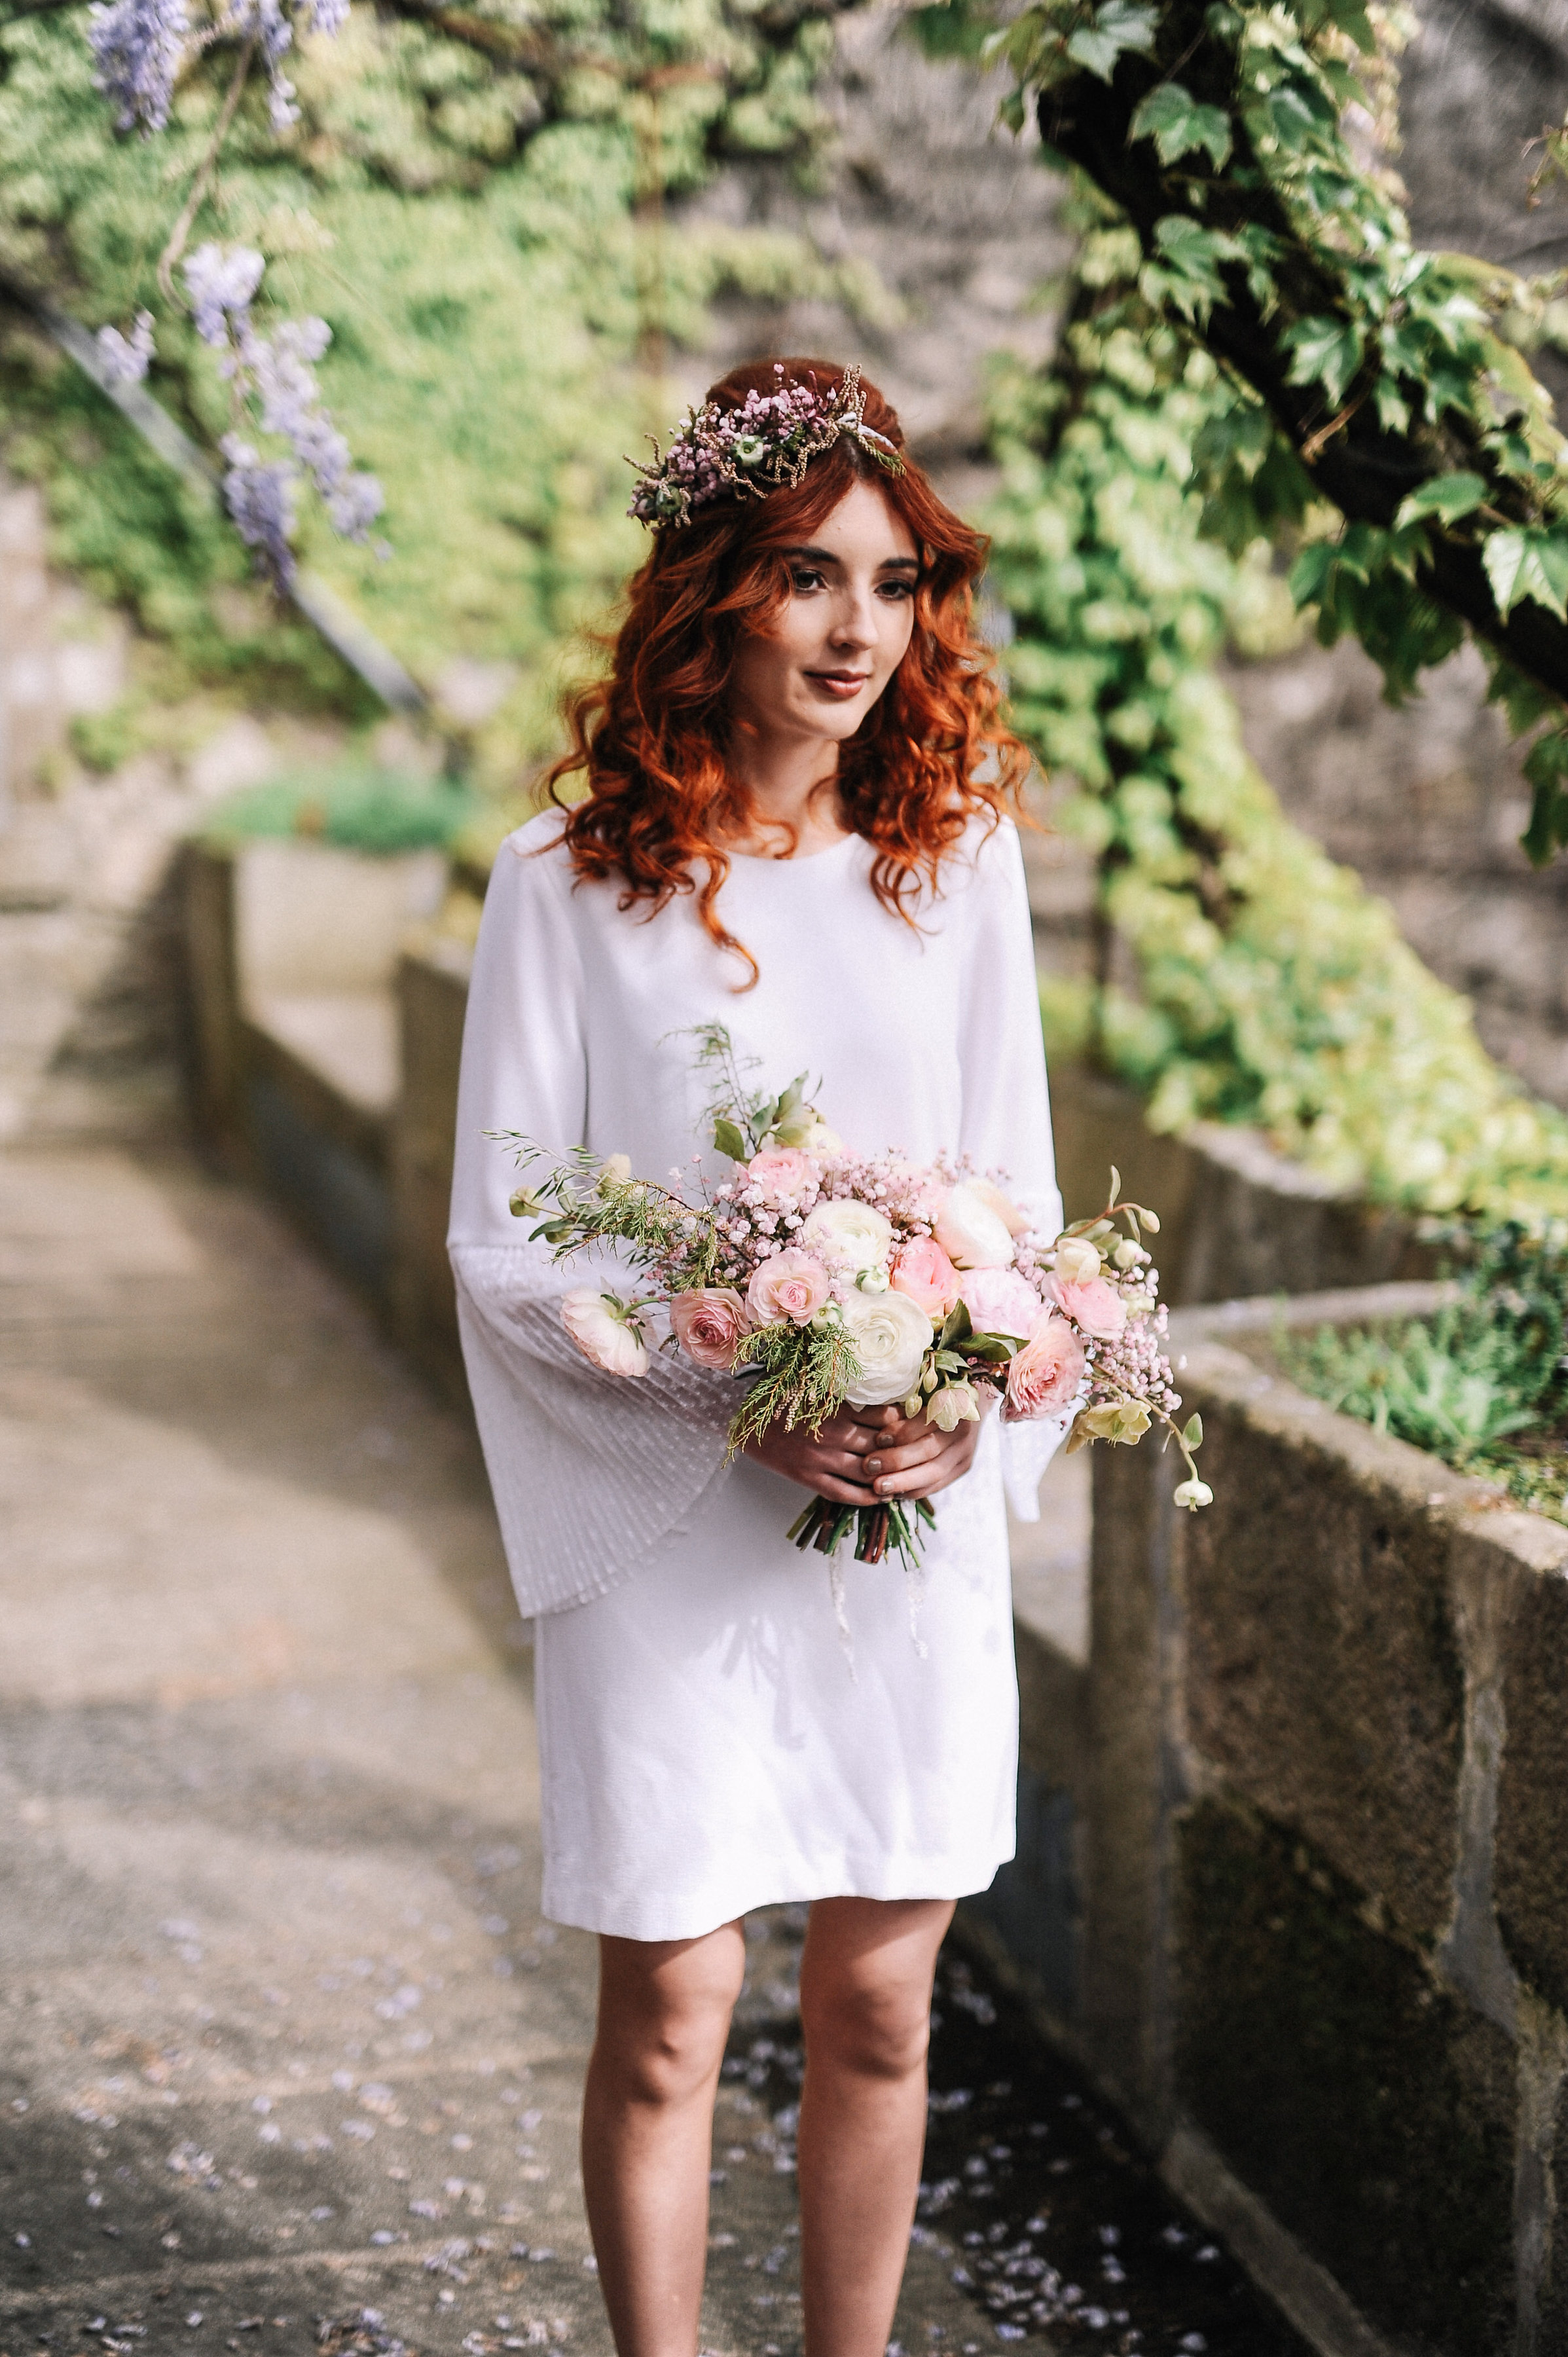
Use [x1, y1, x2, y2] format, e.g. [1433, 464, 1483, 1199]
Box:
[973, 1285, 1568, 2357]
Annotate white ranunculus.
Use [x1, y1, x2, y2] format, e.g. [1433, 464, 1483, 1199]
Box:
[933, 1182, 1015, 1271]
[1052, 1234, 1104, 1285]
[803, 1120, 843, 1154]
[560, 1288, 649, 1378]
[800, 1197, 894, 1273]
[839, 1287, 932, 1408]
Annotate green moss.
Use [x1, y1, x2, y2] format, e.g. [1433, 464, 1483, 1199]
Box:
[198, 761, 477, 854]
[1177, 1799, 1516, 2355]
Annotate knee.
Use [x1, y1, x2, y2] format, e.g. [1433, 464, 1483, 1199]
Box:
[593, 1939, 745, 2110]
[802, 1972, 931, 2083]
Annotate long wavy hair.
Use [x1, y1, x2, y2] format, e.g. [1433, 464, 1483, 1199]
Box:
[547, 358, 1030, 981]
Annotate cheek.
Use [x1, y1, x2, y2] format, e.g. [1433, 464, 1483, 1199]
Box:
[879, 601, 917, 674]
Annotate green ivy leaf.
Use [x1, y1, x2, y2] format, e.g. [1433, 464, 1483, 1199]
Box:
[1065, 0, 1158, 82]
[1522, 726, 1568, 865]
[1484, 529, 1568, 623]
[712, 1118, 750, 1161]
[1283, 314, 1363, 407]
[1130, 81, 1233, 170]
[1288, 539, 1336, 608]
[1393, 471, 1488, 532]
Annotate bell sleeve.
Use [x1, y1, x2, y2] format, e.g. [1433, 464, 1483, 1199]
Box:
[955, 818, 1073, 1522]
[447, 828, 736, 1620]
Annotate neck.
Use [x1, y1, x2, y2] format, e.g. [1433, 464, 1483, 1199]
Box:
[727, 731, 849, 859]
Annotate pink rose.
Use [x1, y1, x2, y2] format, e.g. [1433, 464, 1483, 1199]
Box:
[1049, 1274, 1127, 1340]
[745, 1148, 819, 1205]
[890, 1237, 961, 1321]
[670, 1287, 750, 1369]
[745, 1249, 830, 1328]
[958, 1265, 1044, 1339]
[1004, 1311, 1085, 1421]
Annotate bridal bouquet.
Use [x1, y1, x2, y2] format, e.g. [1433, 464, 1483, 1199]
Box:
[495, 1030, 1208, 1590]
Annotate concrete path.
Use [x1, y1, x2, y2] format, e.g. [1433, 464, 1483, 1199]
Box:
[0, 1140, 989, 2357]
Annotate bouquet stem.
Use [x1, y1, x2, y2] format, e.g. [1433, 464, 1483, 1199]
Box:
[786, 1493, 936, 1571]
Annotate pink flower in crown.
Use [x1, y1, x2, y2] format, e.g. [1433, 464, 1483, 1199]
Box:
[1004, 1311, 1085, 1421]
[746, 1249, 830, 1328]
[1048, 1273, 1127, 1340]
[890, 1237, 961, 1321]
[746, 1147, 820, 1205]
[670, 1287, 751, 1369]
[958, 1265, 1044, 1340]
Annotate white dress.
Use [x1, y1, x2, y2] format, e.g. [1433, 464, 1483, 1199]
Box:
[448, 809, 1066, 1941]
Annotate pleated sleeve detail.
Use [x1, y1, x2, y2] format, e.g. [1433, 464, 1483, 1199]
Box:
[447, 822, 735, 1620]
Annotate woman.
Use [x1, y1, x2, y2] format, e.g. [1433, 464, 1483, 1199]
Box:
[448, 359, 1067, 2357]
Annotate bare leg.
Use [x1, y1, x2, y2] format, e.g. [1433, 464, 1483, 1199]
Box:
[797, 1897, 955, 2357]
[580, 1922, 747, 2357]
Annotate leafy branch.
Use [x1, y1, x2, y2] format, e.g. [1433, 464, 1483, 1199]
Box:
[991, 0, 1568, 859]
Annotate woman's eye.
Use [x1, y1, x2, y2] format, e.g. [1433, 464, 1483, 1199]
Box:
[878, 579, 914, 599]
[790, 569, 825, 593]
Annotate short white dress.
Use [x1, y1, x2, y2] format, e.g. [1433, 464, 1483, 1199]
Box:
[448, 809, 1065, 1941]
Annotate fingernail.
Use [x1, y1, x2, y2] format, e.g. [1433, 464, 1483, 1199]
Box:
[866, 1457, 881, 1474]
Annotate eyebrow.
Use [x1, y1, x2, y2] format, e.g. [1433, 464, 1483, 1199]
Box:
[782, 544, 919, 570]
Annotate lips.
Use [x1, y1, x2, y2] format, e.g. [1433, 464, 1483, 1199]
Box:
[805, 669, 871, 699]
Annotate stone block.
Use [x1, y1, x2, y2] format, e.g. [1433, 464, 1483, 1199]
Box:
[1495, 1565, 1568, 2017]
[1180, 1401, 1465, 1943]
[392, 937, 473, 1406]
[1177, 1798, 1518, 2357]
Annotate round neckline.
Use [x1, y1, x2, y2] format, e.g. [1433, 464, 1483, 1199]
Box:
[722, 830, 864, 869]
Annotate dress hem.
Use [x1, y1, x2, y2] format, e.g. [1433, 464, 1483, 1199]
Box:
[541, 1847, 1018, 1943]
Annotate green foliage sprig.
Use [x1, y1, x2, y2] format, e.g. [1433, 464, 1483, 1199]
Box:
[990, 0, 1568, 862]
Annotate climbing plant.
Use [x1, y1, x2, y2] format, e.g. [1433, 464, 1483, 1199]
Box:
[0, 0, 878, 730]
[988, 0, 1568, 863]
[983, 200, 1568, 1222]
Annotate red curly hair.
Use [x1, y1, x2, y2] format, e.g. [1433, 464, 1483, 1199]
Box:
[548, 358, 1029, 981]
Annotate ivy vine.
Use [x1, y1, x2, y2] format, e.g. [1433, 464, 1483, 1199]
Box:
[989, 0, 1568, 862]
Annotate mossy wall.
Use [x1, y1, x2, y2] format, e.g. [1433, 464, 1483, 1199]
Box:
[1177, 1798, 1516, 2356]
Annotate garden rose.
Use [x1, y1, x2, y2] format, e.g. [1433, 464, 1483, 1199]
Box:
[890, 1237, 961, 1321]
[669, 1286, 750, 1368]
[561, 1288, 649, 1378]
[933, 1182, 1015, 1271]
[746, 1146, 819, 1204]
[957, 1265, 1044, 1340]
[839, 1287, 932, 1408]
[1003, 1311, 1085, 1421]
[803, 1120, 843, 1155]
[970, 1177, 1030, 1237]
[746, 1250, 830, 1328]
[1051, 1235, 1104, 1285]
[1049, 1273, 1127, 1340]
[801, 1197, 894, 1271]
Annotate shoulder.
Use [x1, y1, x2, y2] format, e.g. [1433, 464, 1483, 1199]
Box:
[939, 811, 1027, 909]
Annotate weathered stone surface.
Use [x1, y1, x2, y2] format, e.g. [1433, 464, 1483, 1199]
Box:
[1495, 1565, 1568, 2017]
[1176, 1799, 1518, 2357]
[1179, 1401, 1465, 1943]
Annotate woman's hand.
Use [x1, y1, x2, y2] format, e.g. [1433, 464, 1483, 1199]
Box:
[743, 1396, 987, 1504]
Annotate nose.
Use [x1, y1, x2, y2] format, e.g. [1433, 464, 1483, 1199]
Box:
[828, 587, 879, 652]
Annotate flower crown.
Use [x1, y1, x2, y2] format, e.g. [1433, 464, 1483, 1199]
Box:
[627, 363, 904, 530]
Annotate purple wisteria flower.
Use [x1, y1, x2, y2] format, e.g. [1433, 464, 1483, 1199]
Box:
[96, 310, 156, 388]
[220, 435, 298, 591]
[183, 242, 266, 352]
[86, 0, 189, 132]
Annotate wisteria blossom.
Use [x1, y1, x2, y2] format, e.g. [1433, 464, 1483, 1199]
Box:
[86, 0, 189, 132]
[183, 244, 384, 591]
[96, 309, 156, 387]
